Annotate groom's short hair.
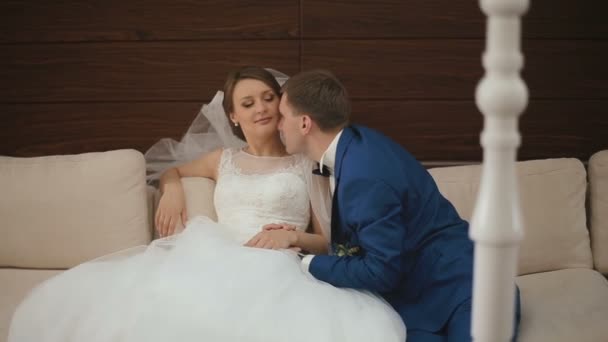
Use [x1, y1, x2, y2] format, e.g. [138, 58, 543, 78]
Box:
[281, 69, 351, 131]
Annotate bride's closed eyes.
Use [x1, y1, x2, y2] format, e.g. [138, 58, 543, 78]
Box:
[240, 92, 276, 108]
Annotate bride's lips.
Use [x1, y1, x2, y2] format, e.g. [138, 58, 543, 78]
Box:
[255, 117, 273, 125]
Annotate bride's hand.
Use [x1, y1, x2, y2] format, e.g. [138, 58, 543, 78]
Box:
[155, 186, 188, 238]
[262, 223, 297, 231]
[244, 228, 297, 250]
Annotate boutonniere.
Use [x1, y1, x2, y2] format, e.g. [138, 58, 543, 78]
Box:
[334, 242, 361, 257]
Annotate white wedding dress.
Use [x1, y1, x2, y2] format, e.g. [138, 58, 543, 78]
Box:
[8, 148, 406, 342]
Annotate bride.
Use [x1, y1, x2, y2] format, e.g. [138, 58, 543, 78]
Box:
[8, 66, 406, 342]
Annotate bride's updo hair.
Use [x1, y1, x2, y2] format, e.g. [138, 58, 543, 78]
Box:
[222, 66, 282, 141]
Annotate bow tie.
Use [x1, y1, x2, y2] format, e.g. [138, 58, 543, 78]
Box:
[312, 163, 331, 177]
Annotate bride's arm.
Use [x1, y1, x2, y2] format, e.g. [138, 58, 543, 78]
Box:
[292, 209, 328, 255]
[160, 148, 222, 188]
[156, 148, 223, 237]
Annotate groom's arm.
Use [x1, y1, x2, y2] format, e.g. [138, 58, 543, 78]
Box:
[308, 180, 408, 293]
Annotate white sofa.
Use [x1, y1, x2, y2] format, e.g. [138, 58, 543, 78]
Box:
[1, 149, 607, 341]
[429, 153, 608, 341]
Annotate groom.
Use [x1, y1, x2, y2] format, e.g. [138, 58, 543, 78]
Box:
[277, 69, 521, 341]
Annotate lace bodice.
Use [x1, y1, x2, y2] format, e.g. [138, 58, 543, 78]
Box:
[213, 148, 312, 244]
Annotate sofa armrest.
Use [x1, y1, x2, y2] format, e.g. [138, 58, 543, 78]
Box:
[589, 150, 608, 275]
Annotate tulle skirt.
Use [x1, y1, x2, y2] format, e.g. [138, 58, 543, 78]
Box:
[9, 216, 406, 342]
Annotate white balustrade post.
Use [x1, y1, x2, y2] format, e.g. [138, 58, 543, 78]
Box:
[471, 0, 529, 341]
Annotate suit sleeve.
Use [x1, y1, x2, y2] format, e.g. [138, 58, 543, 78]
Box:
[309, 179, 407, 292]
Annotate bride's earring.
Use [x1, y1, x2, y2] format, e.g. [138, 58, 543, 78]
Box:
[234, 122, 239, 127]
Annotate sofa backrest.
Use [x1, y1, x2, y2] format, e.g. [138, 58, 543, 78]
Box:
[589, 150, 608, 275]
[153, 157, 600, 277]
[0, 149, 152, 269]
[429, 158, 593, 275]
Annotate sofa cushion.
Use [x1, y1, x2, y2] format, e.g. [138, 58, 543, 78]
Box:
[429, 158, 592, 275]
[182, 177, 217, 221]
[515, 268, 608, 342]
[151, 177, 217, 239]
[0, 150, 152, 269]
[589, 150, 608, 274]
[0, 268, 63, 342]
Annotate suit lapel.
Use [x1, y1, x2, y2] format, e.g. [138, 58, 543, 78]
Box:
[330, 126, 356, 248]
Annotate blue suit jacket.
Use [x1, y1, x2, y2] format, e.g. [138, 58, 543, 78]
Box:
[309, 125, 474, 333]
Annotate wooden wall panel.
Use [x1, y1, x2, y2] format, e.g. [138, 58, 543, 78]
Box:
[302, 0, 608, 39]
[303, 40, 481, 99]
[0, 0, 299, 42]
[302, 40, 608, 100]
[1, 1, 606, 162]
[0, 41, 299, 103]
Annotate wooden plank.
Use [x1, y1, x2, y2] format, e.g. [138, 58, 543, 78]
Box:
[351, 100, 482, 161]
[0, 41, 299, 103]
[0, 0, 299, 43]
[522, 0, 608, 39]
[302, 0, 608, 39]
[350, 99, 608, 161]
[303, 0, 482, 39]
[518, 100, 608, 161]
[303, 40, 481, 99]
[302, 40, 608, 100]
[523, 40, 608, 100]
[0, 102, 204, 157]
[3, 99, 606, 161]
[3, 40, 603, 103]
